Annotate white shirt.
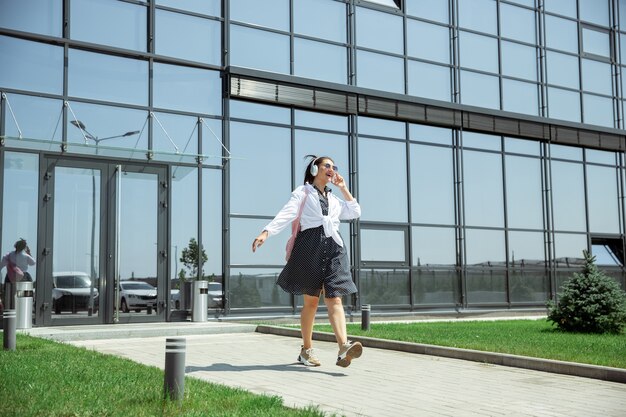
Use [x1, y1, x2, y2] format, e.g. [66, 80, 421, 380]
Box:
[263, 183, 361, 247]
[1, 250, 36, 272]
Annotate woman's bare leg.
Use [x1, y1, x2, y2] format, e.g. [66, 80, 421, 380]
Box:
[324, 296, 347, 348]
[301, 294, 320, 349]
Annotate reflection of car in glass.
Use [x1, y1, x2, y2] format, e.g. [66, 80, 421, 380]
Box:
[207, 282, 222, 308]
[119, 281, 157, 313]
[52, 272, 99, 314]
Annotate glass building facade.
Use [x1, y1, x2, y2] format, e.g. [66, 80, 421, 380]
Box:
[0, 0, 625, 326]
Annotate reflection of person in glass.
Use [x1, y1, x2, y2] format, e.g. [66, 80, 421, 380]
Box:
[252, 155, 363, 367]
[1, 239, 36, 309]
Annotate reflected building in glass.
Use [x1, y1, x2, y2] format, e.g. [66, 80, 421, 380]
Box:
[0, 0, 625, 326]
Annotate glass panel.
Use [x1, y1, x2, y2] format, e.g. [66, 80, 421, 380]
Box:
[230, 218, 287, 265]
[466, 269, 506, 303]
[358, 116, 405, 139]
[554, 233, 587, 267]
[544, 0, 577, 18]
[502, 79, 539, 116]
[293, 130, 349, 189]
[157, 0, 220, 16]
[509, 231, 545, 267]
[592, 244, 623, 266]
[156, 9, 221, 65]
[459, 31, 498, 73]
[582, 60, 612, 95]
[583, 94, 614, 128]
[202, 169, 222, 277]
[506, 156, 544, 229]
[356, 50, 404, 94]
[358, 138, 408, 222]
[586, 165, 620, 233]
[230, 122, 291, 216]
[458, 0, 497, 35]
[580, 0, 610, 27]
[413, 269, 457, 305]
[504, 137, 540, 156]
[410, 144, 455, 225]
[500, 4, 536, 44]
[0, 0, 62, 36]
[465, 229, 505, 265]
[406, 0, 449, 23]
[230, 100, 290, 125]
[294, 0, 346, 43]
[545, 15, 578, 53]
[551, 161, 586, 232]
[52, 167, 100, 320]
[230, 25, 290, 74]
[407, 20, 450, 64]
[294, 38, 347, 84]
[151, 112, 198, 162]
[407, 61, 451, 102]
[582, 28, 610, 58]
[68, 49, 148, 106]
[546, 51, 579, 89]
[228, 268, 290, 308]
[460, 71, 500, 110]
[1, 153, 39, 305]
[501, 41, 537, 81]
[65, 102, 148, 157]
[412, 226, 456, 266]
[510, 269, 549, 303]
[547, 87, 581, 123]
[171, 166, 198, 287]
[294, 110, 348, 132]
[409, 124, 452, 145]
[153, 63, 221, 115]
[71, 0, 147, 51]
[230, 0, 289, 31]
[360, 269, 410, 305]
[0, 36, 63, 95]
[2, 94, 62, 148]
[586, 149, 616, 165]
[463, 150, 504, 227]
[361, 229, 405, 263]
[200, 117, 223, 163]
[550, 144, 582, 161]
[355, 6, 403, 55]
[118, 171, 159, 318]
[464, 126, 501, 152]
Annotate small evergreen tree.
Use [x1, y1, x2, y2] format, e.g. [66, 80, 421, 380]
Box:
[179, 238, 208, 280]
[547, 250, 626, 334]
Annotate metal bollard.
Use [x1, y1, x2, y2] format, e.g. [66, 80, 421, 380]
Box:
[164, 337, 186, 401]
[361, 304, 371, 331]
[3, 310, 16, 351]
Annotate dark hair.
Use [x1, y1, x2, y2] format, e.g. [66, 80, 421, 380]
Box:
[303, 154, 332, 185]
[14, 239, 27, 252]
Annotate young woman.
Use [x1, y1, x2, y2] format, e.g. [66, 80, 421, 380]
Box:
[1, 238, 36, 309]
[252, 155, 363, 367]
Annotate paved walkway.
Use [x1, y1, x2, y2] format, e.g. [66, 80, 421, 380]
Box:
[70, 331, 626, 417]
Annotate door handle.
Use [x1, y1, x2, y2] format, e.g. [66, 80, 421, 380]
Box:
[160, 250, 167, 259]
[43, 193, 52, 202]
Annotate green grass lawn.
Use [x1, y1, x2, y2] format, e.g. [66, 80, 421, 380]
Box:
[0, 334, 326, 417]
[313, 319, 626, 369]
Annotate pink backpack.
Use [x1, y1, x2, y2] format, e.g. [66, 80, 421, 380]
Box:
[6, 253, 24, 283]
[285, 187, 310, 262]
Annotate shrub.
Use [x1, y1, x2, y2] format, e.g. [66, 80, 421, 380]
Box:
[547, 250, 626, 334]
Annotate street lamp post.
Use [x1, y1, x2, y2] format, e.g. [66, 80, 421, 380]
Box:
[70, 120, 139, 317]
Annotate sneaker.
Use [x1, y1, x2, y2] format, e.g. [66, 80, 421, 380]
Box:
[336, 341, 363, 368]
[298, 346, 321, 367]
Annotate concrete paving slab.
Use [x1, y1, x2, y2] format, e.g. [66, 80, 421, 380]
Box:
[70, 332, 626, 417]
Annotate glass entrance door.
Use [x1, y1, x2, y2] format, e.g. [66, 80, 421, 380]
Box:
[37, 158, 167, 325]
[112, 165, 167, 323]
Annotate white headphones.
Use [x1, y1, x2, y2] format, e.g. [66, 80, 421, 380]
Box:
[309, 156, 322, 176]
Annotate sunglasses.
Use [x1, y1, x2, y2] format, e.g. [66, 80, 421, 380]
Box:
[322, 163, 338, 172]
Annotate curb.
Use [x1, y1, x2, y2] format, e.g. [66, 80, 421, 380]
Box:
[256, 325, 626, 385]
